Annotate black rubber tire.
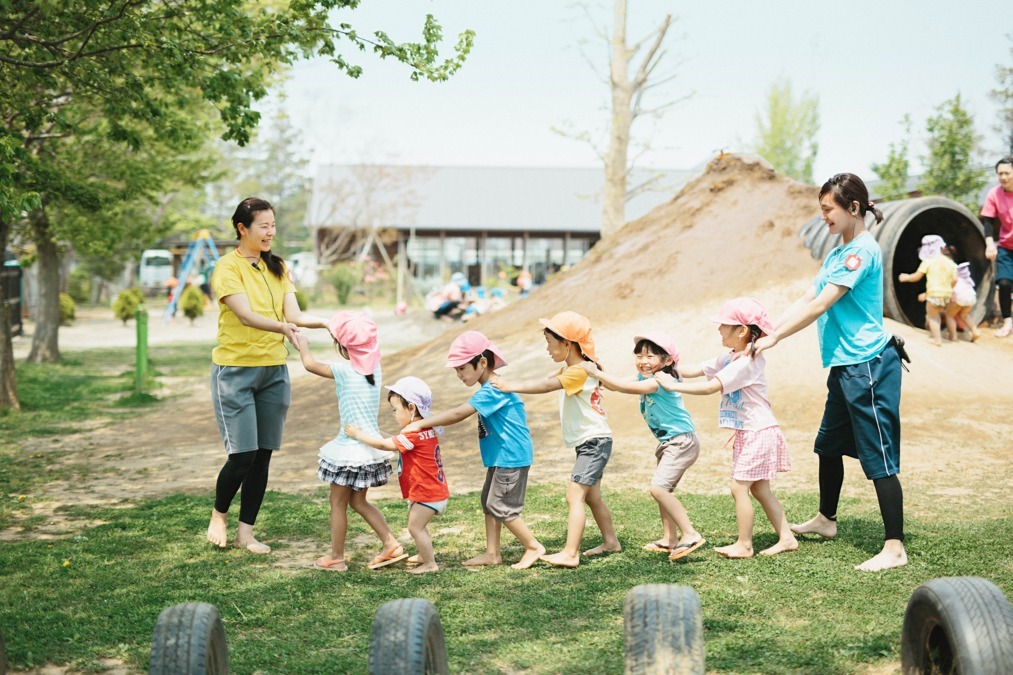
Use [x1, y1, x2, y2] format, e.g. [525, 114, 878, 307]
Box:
[368, 598, 449, 675]
[901, 576, 1013, 675]
[150, 602, 229, 675]
[624, 584, 705, 675]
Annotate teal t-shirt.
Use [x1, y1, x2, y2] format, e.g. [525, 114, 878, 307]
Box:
[814, 231, 890, 367]
[637, 373, 695, 440]
[468, 382, 534, 468]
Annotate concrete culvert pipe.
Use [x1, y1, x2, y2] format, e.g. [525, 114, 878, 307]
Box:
[800, 196, 992, 329]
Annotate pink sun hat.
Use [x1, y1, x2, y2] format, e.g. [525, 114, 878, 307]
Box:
[633, 331, 680, 367]
[710, 297, 776, 337]
[445, 330, 507, 370]
[327, 311, 380, 376]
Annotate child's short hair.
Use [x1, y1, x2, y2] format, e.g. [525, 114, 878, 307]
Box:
[387, 390, 417, 414]
[633, 338, 680, 379]
[467, 349, 497, 370]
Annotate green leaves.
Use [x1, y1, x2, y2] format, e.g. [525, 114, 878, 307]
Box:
[752, 78, 820, 184]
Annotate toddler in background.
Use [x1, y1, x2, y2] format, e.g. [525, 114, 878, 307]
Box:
[898, 234, 957, 346]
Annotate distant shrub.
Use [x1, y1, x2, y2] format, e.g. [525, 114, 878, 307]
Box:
[59, 293, 76, 326]
[113, 287, 145, 325]
[180, 285, 205, 324]
[67, 268, 91, 304]
[295, 289, 309, 311]
[325, 263, 360, 305]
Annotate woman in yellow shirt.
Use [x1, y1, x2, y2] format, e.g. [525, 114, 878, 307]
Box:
[206, 197, 327, 554]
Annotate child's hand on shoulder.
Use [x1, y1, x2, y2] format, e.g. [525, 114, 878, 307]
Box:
[401, 420, 423, 434]
[653, 371, 676, 390]
[576, 361, 598, 375]
[490, 374, 509, 392]
[344, 423, 361, 438]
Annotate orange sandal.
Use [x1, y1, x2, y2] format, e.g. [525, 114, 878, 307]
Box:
[314, 557, 348, 572]
[368, 544, 409, 570]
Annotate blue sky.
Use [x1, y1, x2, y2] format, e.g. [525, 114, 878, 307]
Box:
[277, 1, 1011, 183]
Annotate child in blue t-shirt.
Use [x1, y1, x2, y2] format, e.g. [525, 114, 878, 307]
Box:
[402, 330, 545, 570]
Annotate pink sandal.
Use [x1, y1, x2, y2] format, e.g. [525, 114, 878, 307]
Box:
[368, 544, 409, 569]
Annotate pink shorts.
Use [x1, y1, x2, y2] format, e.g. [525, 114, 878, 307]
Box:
[730, 426, 791, 482]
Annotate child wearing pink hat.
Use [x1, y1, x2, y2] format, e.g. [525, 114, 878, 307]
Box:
[578, 332, 706, 561]
[345, 376, 450, 574]
[402, 331, 545, 570]
[493, 311, 620, 568]
[655, 298, 797, 560]
[294, 311, 406, 572]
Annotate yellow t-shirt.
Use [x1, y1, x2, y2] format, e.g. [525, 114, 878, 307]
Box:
[211, 250, 296, 367]
[917, 257, 957, 298]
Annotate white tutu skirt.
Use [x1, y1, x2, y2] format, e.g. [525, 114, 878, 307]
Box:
[318, 438, 394, 468]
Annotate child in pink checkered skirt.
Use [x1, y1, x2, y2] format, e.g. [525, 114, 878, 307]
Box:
[654, 298, 797, 559]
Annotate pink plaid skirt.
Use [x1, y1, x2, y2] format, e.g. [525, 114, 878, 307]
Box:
[730, 426, 791, 482]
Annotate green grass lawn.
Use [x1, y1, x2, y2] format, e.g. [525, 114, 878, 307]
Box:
[1, 487, 1010, 674]
[1, 343, 1011, 673]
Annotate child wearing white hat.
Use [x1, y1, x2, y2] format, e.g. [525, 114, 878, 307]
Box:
[346, 376, 450, 575]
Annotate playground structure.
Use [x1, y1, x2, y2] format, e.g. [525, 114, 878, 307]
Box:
[163, 230, 221, 323]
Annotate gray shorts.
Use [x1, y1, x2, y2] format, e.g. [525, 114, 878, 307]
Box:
[651, 432, 701, 491]
[211, 364, 290, 455]
[571, 436, 612, 486]
[481, 466, 529, 523]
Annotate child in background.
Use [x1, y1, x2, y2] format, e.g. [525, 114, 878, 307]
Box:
[578, 332, 706, 561]
[402, 331, 545, 570]
[294, 311, 406, 572]
[897, 234, 957, 346]
[948, 260, 982, 342]
[346, 376, 449, 574]
[655, 298, 797, 559]
[494, 312, 621, 568]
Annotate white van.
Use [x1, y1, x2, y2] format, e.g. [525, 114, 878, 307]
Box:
[139, 249, 173, 295]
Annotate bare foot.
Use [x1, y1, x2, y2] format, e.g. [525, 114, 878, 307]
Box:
[233, 537, 271, 554]
[714, 543, 754, 559]
[540, 551, 580, 568]
[855, 543, 908, 572]
[407, 563, 439, 575]
[406, 554, 422, 565]
[790, 514, 837, 539]
[314, 556, 347, 572]
[511, 544, 546, 570]
[582, 543, 622, 557]
[462, 552, 502, 567]
[206, 509, 228, 548]
[759, 538, 799, 556]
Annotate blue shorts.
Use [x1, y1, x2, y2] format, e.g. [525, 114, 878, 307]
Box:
[996, 246, 1013, 282]
[814, 343, 901, 480]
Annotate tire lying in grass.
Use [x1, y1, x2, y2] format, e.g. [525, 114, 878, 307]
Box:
[901, 576, 1013, 675]
[368, 598, 449, 675]
[150, 602, 229, 675]
[624, 584, 704, 675]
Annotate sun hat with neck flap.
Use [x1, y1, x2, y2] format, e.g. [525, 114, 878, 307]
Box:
[633, 331, 680, 366]
[445, 330, 508, 370]
[539, 311, 597, 362]
[709, 297, 776, 337]
[385, 376, 434, 419]
[327, 311, 380, 376]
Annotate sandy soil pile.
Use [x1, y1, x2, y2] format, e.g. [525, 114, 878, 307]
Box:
[7, 154, 1011, 543]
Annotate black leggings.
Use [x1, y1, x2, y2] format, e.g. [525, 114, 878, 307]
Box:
[214, 449, 273, 526]
[817, 455, 904, 541]
[997, 279, 1012, 319]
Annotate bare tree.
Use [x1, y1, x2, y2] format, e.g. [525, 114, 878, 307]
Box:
[559, 1, 686, 238]
[312, 164, 430, 267]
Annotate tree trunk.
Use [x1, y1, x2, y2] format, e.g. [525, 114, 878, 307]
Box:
[0, 217, 20, 410]
[27, 208, 61, 364]
[603, 0, 632, 239]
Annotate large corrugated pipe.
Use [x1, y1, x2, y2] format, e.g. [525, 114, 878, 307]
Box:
[800, 196, 992, 328]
